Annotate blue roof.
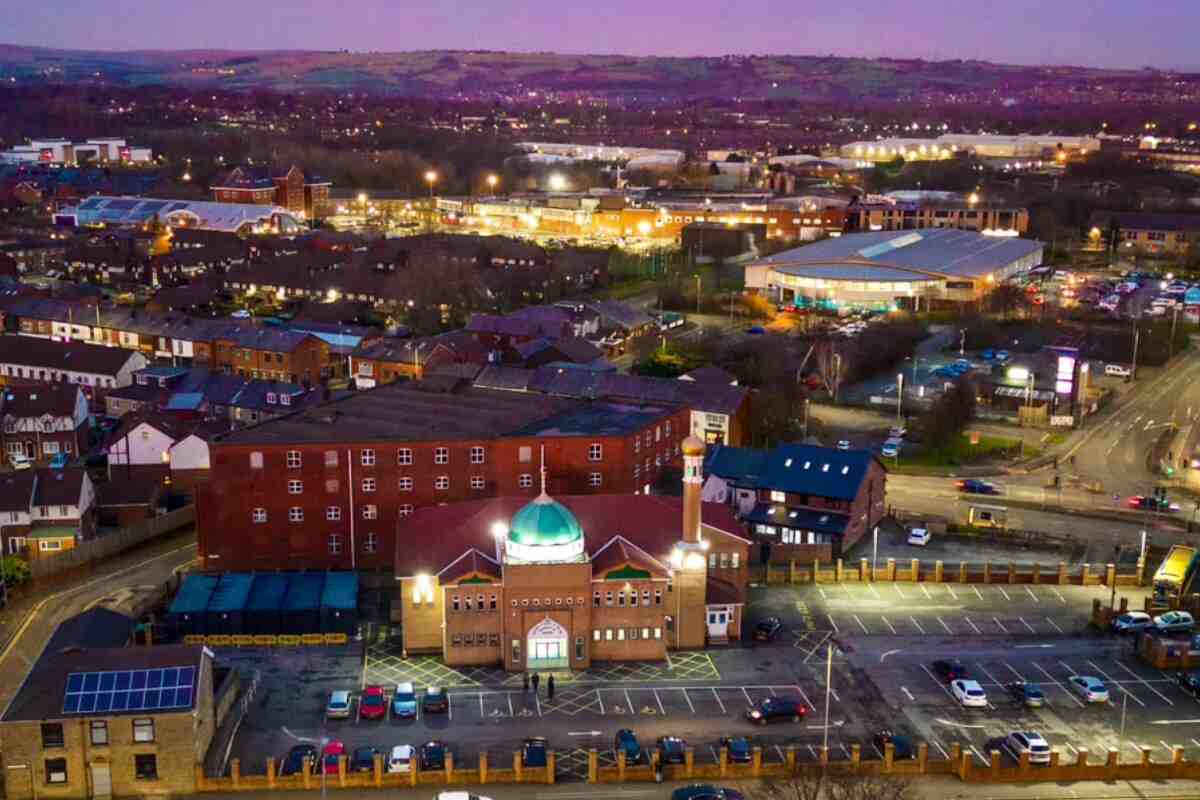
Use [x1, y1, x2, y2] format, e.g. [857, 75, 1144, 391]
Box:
[168, 574, 219, 615]
[706, 443, 877, 501]
[320, 572, 359, 611]
[245, 573, 289, 612]
[164, 392, 204, 411]
[205, 572, 254, 613]
[282, 573, 324, 612]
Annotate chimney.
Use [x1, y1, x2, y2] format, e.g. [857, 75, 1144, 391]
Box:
[681, 435, 706, 544]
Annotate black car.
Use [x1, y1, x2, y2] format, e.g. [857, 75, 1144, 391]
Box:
[932, 659, 968, 682]
[754, 618, 783, 641]
[1177, 671, 1200, 698]
[657, 736, 687, 765]
[419, 741, 447, 771]
[522, 737, 548, 768]
[1006, 682, 1045, 708]
[872, 731, 914, 760]
[956, 479, 998, 495]
[745, 697, 806, 725]
[279, 744, 318, 776]
[719, 736, 752, 763]
[422, 686, 449, 714]
[350, 746, 378, 773]
[671, 786, 746, 800]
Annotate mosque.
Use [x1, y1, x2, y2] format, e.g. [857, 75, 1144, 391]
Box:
[394, 437, 751, 671]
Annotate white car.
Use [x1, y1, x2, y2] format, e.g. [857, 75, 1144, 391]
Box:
[1004, 731, 1051, 765]
[951, 679, 988, 708]
[907, 528, 931, 547]
[1153, 610, 1194, 634]
[10, 453, 32, 471]
[1111, 611, 1153, 634]
[836, 440, 851, 450]
[1068, 675, 1109, 703]
[435, 793, 492, 800]
[889, 426, 907, 439]
[387, 745, 413, 774]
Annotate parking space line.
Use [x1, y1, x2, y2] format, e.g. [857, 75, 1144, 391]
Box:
[1025, 586, 1040, 603]
[881, 616, 897, 634]
[839, 744, 849, 758]
[447, 694, 453, 720]
[1191, 738, 1200, 748]
[653, 689, 666, 716]
[792, 683, 816, 712]
[1085, 660, 1145, 707]
[742, 687, 754, 706]
[932, 741, 949, 759]
[818, 587, 829, 601]
[866, 583, 880, 598]
[910, 616, 926, 635]
[1161, 740, 1176, 756]
[976, 662, 1004, 686]
[998, 587, 1012, 602]
[993, 617, 1009, 633]
[1046, 618, 1064, 634]
[681, 688, 695, 714]
[775, 745, 786, 762]
[841, 583, 852, 595]
[624, 689, 634, 713]
[1115, 662, 1174, 705]
[946, 585, 958, 600]
[1002, 662, 1029, 683]
[894, 584, 906, 599]
[1062, 741, 1078, 757]
[939, 617, 953, 634]
[508, 694, 514, 717]
[807, 744, 817, 759]
[1033, 663, 1086, 708]
[970, 745, 987, 764]
[920, 584, 932, 599]
[1050, 588, 1066, 603]
[535, 693, 542, 717]
[1019, 617, 1036, 633]
[972, 586, 983, 601]
[853, 615, 869, 634]
[596, 690, 604, 715]
[964, 617, 981, 634]
[871, 742, 884, 759]
[479, 693, 484, 717]
[920, 664, 958, 701]
[712, 688, 725, 714]
[828, 615, 840, 633]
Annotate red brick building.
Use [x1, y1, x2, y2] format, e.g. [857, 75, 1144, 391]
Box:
[211, 165, 331, 220]
[196, 380, 690, 571]
[0, 384, 90, 465]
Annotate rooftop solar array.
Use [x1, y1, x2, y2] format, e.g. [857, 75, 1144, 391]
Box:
[62, 666, 196, 714]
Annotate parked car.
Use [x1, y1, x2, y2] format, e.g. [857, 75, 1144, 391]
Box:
[888, 426, 907, 438]
[995, 351, 1010, 361]
[1003, 731, 1051, 765]
[350, 746, 378, 773]
[1068, 675, 1109, 703]
[326, 690, 352, 720]
[1006, 682, 1045, 708]
[614, 729, 642, 764]
[1154, 610, 1194, 634]
[872, 730, 915, 760]
[754, 617, 783, 641]
[932, 659, 968, 681]
[392, 682, 417, 717]
[1128, 495, 1179, 512]
[387, 745, 413, 774]
[719, 736, 752, 763]
[671, 786, 745, 800]
[951, 679, 988, 708]
[434, 794, 492, 800]
[1177, 671, 1200, 698]
[359, 685, 387, 720]
[956, 479, 999, 495]
[419, 741, 448, 771]
[1112, 611, 1154, 635]
[836, 440, 851, 450]
[423, 686, 449, 714]
[48, 453, 69, 469]
[322, 740, 345, 775]
[906, 527, 931, 547]
[881, 441, 901, 458]
[279, 744, 318, 776]
[746, 697, 806, 724]
[981, 349, 995, 360]
[522, 737, 548, 768]
[657, 736, 688, 765]
[10, 453, 31, 471]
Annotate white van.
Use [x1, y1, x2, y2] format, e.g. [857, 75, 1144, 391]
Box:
[1105, 364, 1132, 377]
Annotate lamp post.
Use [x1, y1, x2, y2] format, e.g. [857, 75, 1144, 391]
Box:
[896, 373, 904, 427]
[694, 274, 702, 314]
[872, 526, 879, 577]
[424, 170, 438, 199]
[486, 174, 499, 195]
[959, 328, 966, 357]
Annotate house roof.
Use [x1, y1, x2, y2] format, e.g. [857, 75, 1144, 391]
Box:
[96, 478, 162, 508]
[706, 443, 879, 501]
[0, 471, 36, 513]
[33, 468, 87, 507]
[1089, 211, 1200, 233]
[681, 366, 737, 385]
[0, 336, 140, 377]
[42, 609, 136, 655]
[1, 644, 206, 723]
[396, 494, 747, 578]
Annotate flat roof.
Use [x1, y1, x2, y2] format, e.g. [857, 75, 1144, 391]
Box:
[754, 228, 1044, 283]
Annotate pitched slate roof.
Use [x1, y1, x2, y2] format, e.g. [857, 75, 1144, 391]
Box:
[0, 383, 81, 418]
[33, 467, 87, 507]
[0, 336, 141, 376]
[706, 443, 880, 501]
[0, 471, 36, 513]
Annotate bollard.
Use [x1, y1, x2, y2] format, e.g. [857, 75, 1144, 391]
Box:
[851, 743, 862, 767]
[267, 757, 276, 788]
[1049, 751, 1059, 767]
[1018, 750, 1030, 771]
[935, 560, 944, 582]
[337, 754, 346, 788]
[917, 742, 928, 773]
[983, 562, 992, 583]
[301, 757, 312, 789]
[1119, 596, 1129, 613]
[861, 558, 870, 582]
[788, 559, 797, 584]
[195, 764, 206, 791]
[374, 752, 384, 787]
[814, 560, 821, 584]
[1058, 560, 1068, 584]
[887, 558, 896, 581]
[1077, 747, 1089, 767]
[836, 558, 844, 582]
[231, 758, 241, 789]
[786, 745, 797, 774]
[1140, 746, 1151, 766]
[588, 749, 598, 783]
[1008, 561, 1016, 584]
[1106, 748, 1119, 768]
[911, 558, 919, 582]
[515, 750, 523, 781]
[959, 562, 967, 583]
[480, 751, 489, 784]
[617, 749, 626, 780]
[546, 750, 556, 785]
[1106, 563, 1117, 588]
[820, 746, 829, 766]
[444, 751, 454, 783]
[1081, 563, 1091, 585]
[949, 742, 962, 763]
[410, 750, 419, 787]
[685, 747, 694, 778]
[884, 742, 894, 770]
[1032, 563, 1040, 584]
[719, 746, 728, 777]
[989, 750, 1001, 773]
[752, 745, 763, 777]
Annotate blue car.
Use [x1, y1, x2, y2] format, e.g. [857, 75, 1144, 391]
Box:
[981, 349, 995, 360]
[614, 729, 642, 764]
[391, 682, 416, 718]
[995, 350, 1011, 362]
[745, 326, 765, 335]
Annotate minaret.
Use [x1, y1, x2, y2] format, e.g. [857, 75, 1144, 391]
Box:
[672, 435, 709, 650]
[681, 435, 705, 543]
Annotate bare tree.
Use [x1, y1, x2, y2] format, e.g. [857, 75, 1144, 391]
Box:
[814, 342, 849, 399]
[754, 772, 831, 800]
[826, 773, 912, 800]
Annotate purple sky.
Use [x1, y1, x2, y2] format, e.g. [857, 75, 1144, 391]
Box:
[8, 0, 1192, 69]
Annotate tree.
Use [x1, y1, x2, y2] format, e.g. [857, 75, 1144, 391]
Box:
[1, 556, 30, 587]
[986, 283, 1028, 320]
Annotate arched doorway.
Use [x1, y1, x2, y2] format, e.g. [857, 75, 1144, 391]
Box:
[527, 617, 569, 670]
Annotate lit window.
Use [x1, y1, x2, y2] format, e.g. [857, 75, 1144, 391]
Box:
[435, 476, 449, 490]
[250, 451, 263, 469]
[133, 718, 155, 743]
[399, 504, 413, 517]
[287, 479, 303, 494]
[325, 479, 339, 493]
[252, 508, 267, 523]
[362, 505, 377, 520]
[399, 477, 413, 492]
[589, 472, 602, 488]
[324, 450, 338, 467]
[519, 473, 533, 488]
[470, 446, 485, 464]
[286, 450, 302, 468]
[593, 629, 601, 641]
[770, 490, 785, 503]
[328, 534, 342, 554]
[471, 476, 485, 490]
[605, 629, 614, 641]
[588, 443, 602, 462]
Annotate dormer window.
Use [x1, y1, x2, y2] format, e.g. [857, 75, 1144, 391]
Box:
[280, 394, 291, 406]
[822, 464, 830, 472]
[266, 393, 277, 405]
[136, 374, 148, 386]
[803, 461, 811, 469]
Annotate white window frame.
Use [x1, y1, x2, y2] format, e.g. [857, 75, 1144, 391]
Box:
[361, 448, 376, 466]
[286, 450, 302, 468]
[326, 506, 341, 521]
[399, 477, 413, 492]
[435, 476, 449, 491]
[434, 447, 449, 465]
[470, 446, 485, 464]
[252, 508, 267, 523]
[398, 448, 413, 465]
[288, 507, 304, 522]
[361, 477, 376, 493]
[287, 479, 303, 494]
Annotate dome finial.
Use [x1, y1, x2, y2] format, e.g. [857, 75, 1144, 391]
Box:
[540, 443, 547, 495]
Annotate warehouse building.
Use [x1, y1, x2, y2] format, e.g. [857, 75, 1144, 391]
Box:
[744, 228, 1045, 311]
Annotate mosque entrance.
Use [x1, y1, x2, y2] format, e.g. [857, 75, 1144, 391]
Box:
[527, 617, 569, 670]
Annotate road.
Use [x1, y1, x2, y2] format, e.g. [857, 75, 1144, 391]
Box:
[0, 532, 197, 711]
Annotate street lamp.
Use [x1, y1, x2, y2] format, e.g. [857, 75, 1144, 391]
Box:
[486, 174, 499, 194]
[694, 274, 702, 314]
[424, 170, 438, 199]
[896, 373, 904, 427]
[959, 328, 966, 357]
[548, 172, 567, 192]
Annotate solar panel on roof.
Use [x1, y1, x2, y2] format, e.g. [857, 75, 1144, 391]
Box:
[62, 666, 196, 714]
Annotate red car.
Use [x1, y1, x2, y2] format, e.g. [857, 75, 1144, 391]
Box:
[322, 740, 345, 775]
[359, 685, 387, 720]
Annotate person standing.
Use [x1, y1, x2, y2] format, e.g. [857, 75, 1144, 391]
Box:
[531, 672, 541, 694]
[547, 674, 556, 700]
[523, 672, 529, 692]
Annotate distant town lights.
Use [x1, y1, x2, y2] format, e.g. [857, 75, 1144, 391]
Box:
[548, 173, 567, 192]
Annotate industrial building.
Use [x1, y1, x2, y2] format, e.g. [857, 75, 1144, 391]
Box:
[0, 138, 153, 166]
[744, 228, 1045, 311]
[837, 133, 1100, 163]
[53, 197, 304, 235]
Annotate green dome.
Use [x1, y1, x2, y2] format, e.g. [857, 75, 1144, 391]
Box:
[508, 494, 584, 547]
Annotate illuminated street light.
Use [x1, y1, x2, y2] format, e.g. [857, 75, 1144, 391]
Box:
[486, 174, 499, 194]
[548, 173, 567, 192]
[424, 170, 438, 200]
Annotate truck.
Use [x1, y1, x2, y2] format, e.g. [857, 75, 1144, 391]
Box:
[1154, 545, 1200, 601]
